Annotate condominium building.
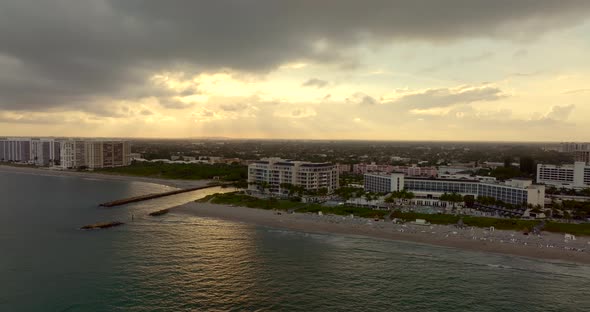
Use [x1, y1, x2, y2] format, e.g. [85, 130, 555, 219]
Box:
[352, 162, 437, 177]
[537, 162, 590, 190]
[0, 138, 61, 166]
[353, 162, 394, 174]
[574, 151, 590, 165]
[248, 158, 339, 195]
[30, 138, 61, 166]
[60, 140, 86, 168]
[60, 140, 131, 169]
[399, 166, 438, 177]
[364, 173, 545, 207]
[559, 142, 590, 153]
[0, 138, 31, 162]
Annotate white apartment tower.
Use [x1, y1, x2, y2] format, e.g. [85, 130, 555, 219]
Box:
[248, 158, 339, 195]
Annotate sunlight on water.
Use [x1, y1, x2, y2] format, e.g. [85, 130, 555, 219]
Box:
[1, 172, 589, 311]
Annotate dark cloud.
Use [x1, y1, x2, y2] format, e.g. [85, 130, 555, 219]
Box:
[158, 97, 194, 109]
[140, 109, 153, 116]
[421, 52, 495, 73]
[302, 78, 329, 88]
[219, 103, 249, 112]
[390, 86, 505, 109]
[1, 0, 589, 112]
[347, 92, 379, 106]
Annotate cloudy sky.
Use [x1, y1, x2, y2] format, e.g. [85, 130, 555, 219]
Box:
[1, 1, 590, 141]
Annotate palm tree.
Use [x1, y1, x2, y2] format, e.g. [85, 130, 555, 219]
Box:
[563, 211, 572, 223]
[441, 192, 463, 209]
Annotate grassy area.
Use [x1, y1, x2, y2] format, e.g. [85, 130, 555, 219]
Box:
[96, 161, 247, 181]
[198, 193, 310, 210]
[391, 211, 590, 236]
[198, 193, 389, 219]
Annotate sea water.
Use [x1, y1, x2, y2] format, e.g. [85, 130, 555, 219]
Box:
[1, 172, 589, 311]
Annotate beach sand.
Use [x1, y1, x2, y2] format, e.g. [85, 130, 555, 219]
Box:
[0, 165, 211, 189]
[175, 201, 590, 264]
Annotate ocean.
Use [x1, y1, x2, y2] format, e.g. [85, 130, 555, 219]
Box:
[1, 172, 589, 311]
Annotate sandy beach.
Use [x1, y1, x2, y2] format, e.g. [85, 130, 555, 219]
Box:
[175, 201, 590, 264]
[0, 165, 211, 189]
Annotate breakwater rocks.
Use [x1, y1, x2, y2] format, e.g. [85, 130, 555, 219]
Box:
[80, 221, 124, 230]
[99, 184, 223, 207]
[149, 208, 170, 216]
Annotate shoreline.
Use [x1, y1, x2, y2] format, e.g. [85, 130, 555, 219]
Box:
[175, 202, 590, 264]
[0, 165, 211, 189]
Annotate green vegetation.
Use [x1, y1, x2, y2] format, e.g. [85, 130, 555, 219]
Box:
[384, 190, 415, 203]
[340, 173, 363, 186]
[0, 162, 38, 168]
[437, 192, 464, 209]
[519, 156, 536, 175]
[489, 166, 527, 180]
[334, 186, 365, 200]
[96, 161, 247, 181]
[390, 210, 590, 236]
[199, 192, 308, 210]
[557, 200, 590, 220]
[199, 192, 389, 218]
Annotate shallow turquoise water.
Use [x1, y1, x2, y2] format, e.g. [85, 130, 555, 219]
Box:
[1, 172, 589, 311]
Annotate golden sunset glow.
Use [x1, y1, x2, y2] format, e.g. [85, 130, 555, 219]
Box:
[1, 1, 590, 140]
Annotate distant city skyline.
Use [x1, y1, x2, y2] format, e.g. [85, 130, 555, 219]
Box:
[1, 1, 590, 140]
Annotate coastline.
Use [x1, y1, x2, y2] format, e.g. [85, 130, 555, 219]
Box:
[175, 201, 590, 264]
[0, 165, 211, 189]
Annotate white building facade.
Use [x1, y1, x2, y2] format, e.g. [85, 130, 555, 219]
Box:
[537, 162, 590, 190]
[248, 158, 339, 195]
[364, 173, 405, 193]
[364, 173, 545, 207]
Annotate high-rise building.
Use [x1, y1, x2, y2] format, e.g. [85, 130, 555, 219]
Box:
[30, 138, 61, 166]
[60, 139, 130, 169]
[248, 158, 339, 195]
[559, 142, 590, 153]
[0, 138, 31, 163]
[574, 151, 590, 165]
[537, 162, 590, 190]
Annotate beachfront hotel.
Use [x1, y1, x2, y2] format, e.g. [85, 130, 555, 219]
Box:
[536, 162, 590, 190]
[364, 172, 545, 208]
[248, 158, 339, 195]
[60, 139, 131, 169]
